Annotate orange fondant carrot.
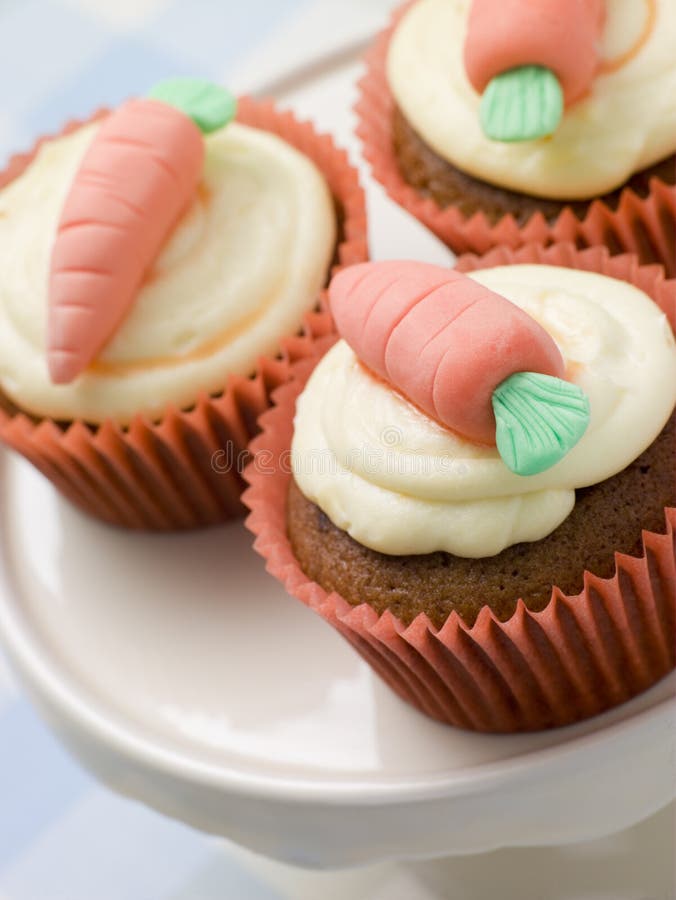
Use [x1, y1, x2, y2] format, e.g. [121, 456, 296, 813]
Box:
[330, 261, 565, 444]
[47, 79, 236, 385]
[464, 0, 605, 106]
[330, 262, 592, 475]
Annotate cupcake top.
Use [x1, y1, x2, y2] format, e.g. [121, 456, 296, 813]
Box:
[292, 261, 676, 558]
[387, 0, 676, 199]
[0, 80, 336, 424]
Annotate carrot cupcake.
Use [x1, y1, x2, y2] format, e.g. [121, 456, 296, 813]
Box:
[0, 78, 367, 529]
[357, 0, 676, 272]
[245, 247, 676, 732]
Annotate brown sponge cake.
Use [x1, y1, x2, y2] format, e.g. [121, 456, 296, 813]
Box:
[393, 105, 676, 229]
[288, 413, 675, 630]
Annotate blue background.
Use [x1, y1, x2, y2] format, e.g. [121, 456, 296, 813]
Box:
[0, 1, 309, 896]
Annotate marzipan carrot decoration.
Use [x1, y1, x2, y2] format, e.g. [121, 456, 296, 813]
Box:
[330, 261, 590, 476]
[463, 0, 605, 142]
[47, 78, 236, 385]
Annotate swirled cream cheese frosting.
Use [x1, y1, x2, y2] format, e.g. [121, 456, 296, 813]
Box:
[0, 120, 335, 423]
[387, 0, 676, 199]
[292, 265, 676, 558]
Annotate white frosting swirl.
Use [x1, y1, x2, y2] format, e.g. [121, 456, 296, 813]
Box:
[387, 0, 676, 199]
[0, 121, 336, 423]
[292, 265, 676, 558]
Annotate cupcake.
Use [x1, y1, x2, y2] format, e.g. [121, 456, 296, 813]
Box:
[357, 0, 676, 273]
[0, 79, 367, 529]
[245, 246, 676, 732]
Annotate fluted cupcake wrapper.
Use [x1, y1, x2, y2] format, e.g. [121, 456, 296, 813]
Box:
[243, 244, 676, 732]
[0, 99, 368, 529]
[355, 1, 676, 275]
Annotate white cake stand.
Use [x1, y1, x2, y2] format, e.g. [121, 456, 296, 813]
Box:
[0, 13, 674, 870]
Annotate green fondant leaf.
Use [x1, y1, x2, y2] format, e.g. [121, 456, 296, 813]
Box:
[149, 78, 237, 134]
[492, 372, 590, 476]
[480, 65, 563, 143]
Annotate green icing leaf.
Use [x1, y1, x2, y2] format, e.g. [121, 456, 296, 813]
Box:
[492, 372, 590, 476]
[480, 65, 563, 143]
[148, 78, 237, 134]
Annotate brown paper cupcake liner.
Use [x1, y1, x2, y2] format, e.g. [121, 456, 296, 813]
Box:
[0, 99, 368, 529]
[243, 244, 676, 732]
[355, 1, 676, 275]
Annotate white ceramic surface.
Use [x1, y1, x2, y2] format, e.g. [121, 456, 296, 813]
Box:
[233, 802, 676, 899]
[0, 25, 675, 871]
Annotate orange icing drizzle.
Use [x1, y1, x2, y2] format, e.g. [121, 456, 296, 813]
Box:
[598, 0, 656, 74]
[89, 286, 280, 376]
